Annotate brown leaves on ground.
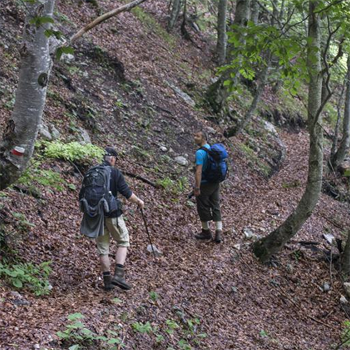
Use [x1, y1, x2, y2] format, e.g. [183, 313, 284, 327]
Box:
[0, 131, 348, 350]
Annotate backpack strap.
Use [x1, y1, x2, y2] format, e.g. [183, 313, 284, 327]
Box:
[104, 165, 112, 197]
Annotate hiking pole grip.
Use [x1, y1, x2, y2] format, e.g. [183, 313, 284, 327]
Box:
[140, 208, 156, 259]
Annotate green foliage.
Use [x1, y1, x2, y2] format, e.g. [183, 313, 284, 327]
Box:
[43, 141, 104, 164]
[165, 319, 179, 335]
[132, 321, 153, 334]
[222, 21, 308, 95]
[131, 7, 175, 47]
[341, 320, 350, 346]
[18, 160, 65, 192]
[57, 313, 124, 349]
[44, 29, 62, 40]
[0, 261, 51, 296]
[11, 212, 35, 233]
[29, 16, 54, 28]
[149, 291, 159, 301]
[260, 329, 269, 338]
[56, 46, 75, 60]
[157, 177, 174, 190]
[156, 176, 189, 195]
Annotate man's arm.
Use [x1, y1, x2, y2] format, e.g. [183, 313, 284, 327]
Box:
[115, 170, 144, 208]
[194, 164, 202, 196]
[128, 193, 144, 209]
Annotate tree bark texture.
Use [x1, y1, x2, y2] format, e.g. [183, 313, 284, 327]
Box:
[253, 0, 323, 263]
[250, 0, 259, 24]
[224, 59, 270, 137]
[342, 231, 350, 278]
[206, 0, 251, 113]
[330, 56, 350, 170]
[167, 0, 182, 32]
[216, 0, 228, 65]
[0, 0, 55, 190]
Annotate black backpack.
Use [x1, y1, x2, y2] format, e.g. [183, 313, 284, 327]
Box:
[79, 165, 121, 217]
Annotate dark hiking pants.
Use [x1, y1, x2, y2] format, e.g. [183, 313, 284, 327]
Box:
[197, 182, 221, 222]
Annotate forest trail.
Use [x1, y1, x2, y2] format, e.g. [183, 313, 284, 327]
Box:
[1, 129, 349, 350]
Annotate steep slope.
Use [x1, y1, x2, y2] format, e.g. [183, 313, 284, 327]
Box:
[0, 1, 349, 350]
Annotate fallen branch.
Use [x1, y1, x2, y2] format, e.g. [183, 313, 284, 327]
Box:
[124, 171, 159, 188]
[70, 0, 147, 44]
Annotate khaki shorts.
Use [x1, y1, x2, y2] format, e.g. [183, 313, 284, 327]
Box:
[96, 215, 130, 255]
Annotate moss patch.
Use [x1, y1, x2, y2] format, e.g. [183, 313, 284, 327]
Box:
[131, 7, 176, 48]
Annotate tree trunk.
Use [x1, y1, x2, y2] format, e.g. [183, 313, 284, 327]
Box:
[168, 0, 182, 32]
[217, 0, 228, 65]
[330, 83, 345, 162]
[206, 0, 251, 113]
[330, 56, 350, 169]
[0, 0, 55, 190]
[250, 0, 259, 24]
[224, 59, 270, 137]
[253, 0, 323, 264]
[342, 231, 350, 278]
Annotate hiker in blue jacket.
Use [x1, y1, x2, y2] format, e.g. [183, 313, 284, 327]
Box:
[193, 131, 223, 243]
[80, 147, 144, 291]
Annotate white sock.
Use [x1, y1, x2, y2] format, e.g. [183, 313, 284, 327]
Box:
[215, 221, 223, 230]
[201, 221, 209, 230]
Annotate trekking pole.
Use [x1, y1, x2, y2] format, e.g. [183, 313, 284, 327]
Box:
[140, 208, 157, 259]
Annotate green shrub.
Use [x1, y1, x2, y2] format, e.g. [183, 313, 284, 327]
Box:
[57, 313, 124, 349]
[156, 176, 189, 195]
[43, 141, 104, 164]
[11, 212, 35, 233]
[18, 160, 65, 192]
[132, 321, 153, 334]
[0, 261, 51, 296]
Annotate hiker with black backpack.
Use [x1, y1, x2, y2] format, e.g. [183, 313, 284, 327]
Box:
[79, 147, 144, 291]
[193, 131, 228, 243]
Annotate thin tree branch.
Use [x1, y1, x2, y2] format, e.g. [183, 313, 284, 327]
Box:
[124, 171, 159, 188]
[69, 0, 147, 44]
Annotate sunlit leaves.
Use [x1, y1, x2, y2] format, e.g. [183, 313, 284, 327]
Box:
[29, 16, 54, 28]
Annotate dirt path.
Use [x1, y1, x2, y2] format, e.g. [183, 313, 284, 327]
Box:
[0, 130, 349, 350]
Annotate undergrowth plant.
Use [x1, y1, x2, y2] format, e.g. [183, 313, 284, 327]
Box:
[0, 261, 51, 296]
[57, 313, 124, 349]
[157, 176, 190, 195]
[18, 160, 65, 192]
[42, 141, 104, 164]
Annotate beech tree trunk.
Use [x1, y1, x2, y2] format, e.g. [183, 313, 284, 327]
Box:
[342, 231, 350, 278]
[216, 0, 228, 65]
[0, 0, 55, 190]
[224, 58, 270, 137]
[168, 0, 182, 32]
[330, 56, 350, 170]
[206, 0, 251, 113]
[250, 0, 259, 24]
[0, 0, 147, 191]
[253, 0, 323, 263]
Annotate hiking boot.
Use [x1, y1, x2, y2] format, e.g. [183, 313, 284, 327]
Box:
[214, 230, 223, 243]
[103, 274, 115, 291]
[111, 266, 132, 290]
[195, 229, 212, 240]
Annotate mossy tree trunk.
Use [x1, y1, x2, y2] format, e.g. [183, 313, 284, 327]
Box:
[253, 0, 324, 263]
